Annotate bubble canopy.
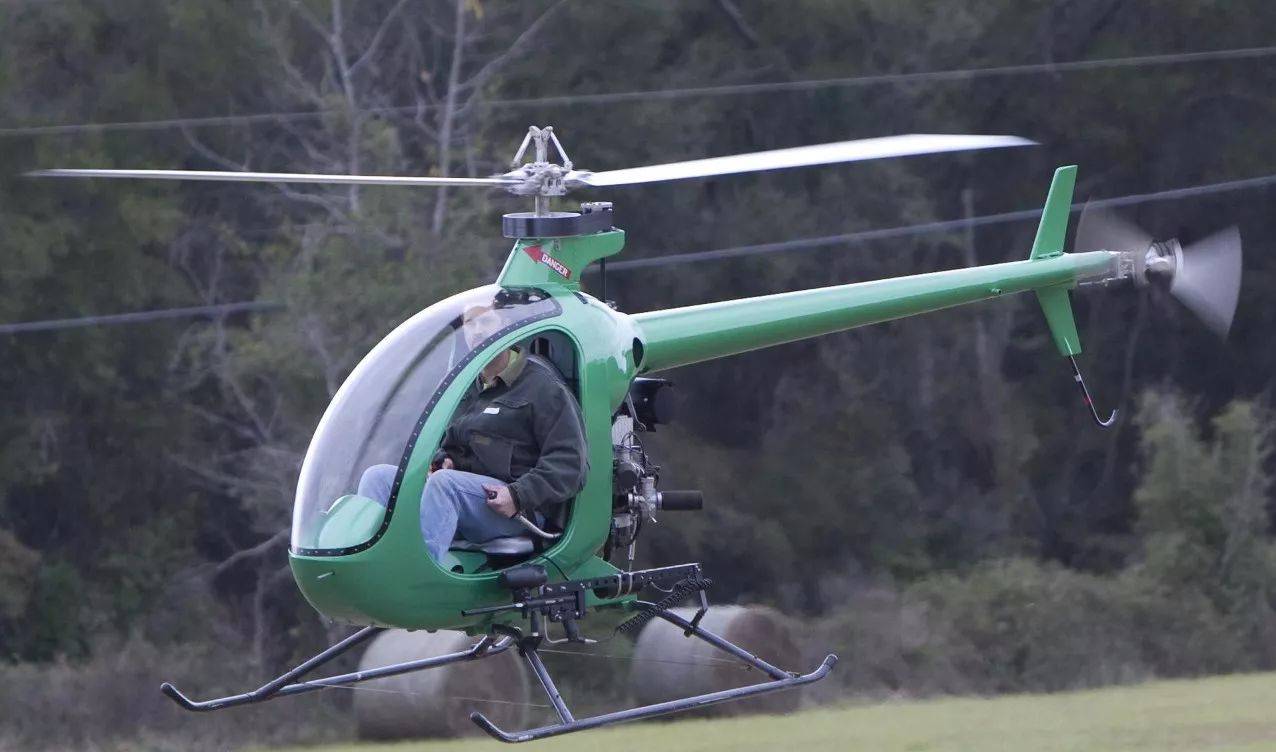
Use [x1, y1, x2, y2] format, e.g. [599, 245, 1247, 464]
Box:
[291, 285, 561, 555]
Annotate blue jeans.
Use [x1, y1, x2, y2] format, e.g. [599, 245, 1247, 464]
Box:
[357, 464, 530, 563]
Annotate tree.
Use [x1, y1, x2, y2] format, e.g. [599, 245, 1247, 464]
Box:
[1131, 390, 1276, 664]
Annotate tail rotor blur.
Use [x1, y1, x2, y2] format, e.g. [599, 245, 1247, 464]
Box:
[1074, 204, 1153, 260]
[1076, 202, 1242, 337]
[1170, 225, 1242, 336]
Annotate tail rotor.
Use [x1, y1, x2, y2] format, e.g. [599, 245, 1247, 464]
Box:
[1076, 203, 1242, 337]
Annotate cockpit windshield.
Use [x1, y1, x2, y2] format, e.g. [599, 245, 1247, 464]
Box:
[291, 285, 560, 555]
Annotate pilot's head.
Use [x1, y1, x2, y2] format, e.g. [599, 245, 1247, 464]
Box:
[462, 304, 505, 349]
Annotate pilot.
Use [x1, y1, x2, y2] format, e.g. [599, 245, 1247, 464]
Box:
[358, 302, 588, 563]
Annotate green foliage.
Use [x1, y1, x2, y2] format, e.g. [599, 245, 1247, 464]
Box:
[0, 631, 349, 751]
[7, 560, 88, 662]
[0, 528, 39, 623]
[759, 362, 929, 579]
[1131, 392, 1276, 662]
[902, 559, 1238, 693]
[817, 392, 1275, 694]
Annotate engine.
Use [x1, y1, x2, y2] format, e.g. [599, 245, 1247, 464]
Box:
[606, 377, 702, 565]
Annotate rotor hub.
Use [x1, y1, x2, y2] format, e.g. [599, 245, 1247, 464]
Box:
[502, 163, 569, 197]
[1107, 239, 1182, 289]
[499, 125, 585, 201]
[1141, 240, 1182, 287]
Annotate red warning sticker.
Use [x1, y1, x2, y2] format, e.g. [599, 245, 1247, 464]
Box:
[522, 244, 572, 280]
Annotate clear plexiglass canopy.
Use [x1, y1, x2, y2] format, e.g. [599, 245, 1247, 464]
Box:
[291, 285, 560, 555]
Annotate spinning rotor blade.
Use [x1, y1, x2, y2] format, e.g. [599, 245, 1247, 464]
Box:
[28, 168, 519, 188]
[1077, 201, 1242, 337]
[31, 131, 1032, 197]
[1172, 225, 1242, 336]
[573, 134, 1034, 187]
[1075, 201, 1153, 253]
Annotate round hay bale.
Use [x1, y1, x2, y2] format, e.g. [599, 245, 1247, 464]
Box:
[354, 629, 529, 740]
[630, 605, 802, 716]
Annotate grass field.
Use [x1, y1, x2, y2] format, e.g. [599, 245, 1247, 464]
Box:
[270, 672, 1276, 752]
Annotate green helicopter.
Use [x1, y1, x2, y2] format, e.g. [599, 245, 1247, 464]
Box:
[32, 126, 1241, 742]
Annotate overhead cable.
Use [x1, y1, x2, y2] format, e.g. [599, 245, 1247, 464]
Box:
[3, 45, 1274, 137]
[7, 173, 1275, 331]
[0, 300, 284, 335]
[604, 172, 1276, 271]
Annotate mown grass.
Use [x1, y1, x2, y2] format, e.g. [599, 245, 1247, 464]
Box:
[267, 671, 1276, 752]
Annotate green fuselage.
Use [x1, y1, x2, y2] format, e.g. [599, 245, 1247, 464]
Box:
[289, 166, 1115, 633]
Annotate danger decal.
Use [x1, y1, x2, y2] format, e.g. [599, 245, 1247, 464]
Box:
[522, 244, 572, 280]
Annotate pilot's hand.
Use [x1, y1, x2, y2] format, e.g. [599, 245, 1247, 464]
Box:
[482, 484, 517, 518]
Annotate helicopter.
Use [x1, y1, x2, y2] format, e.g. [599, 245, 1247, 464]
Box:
[32, 125, 1242, 742]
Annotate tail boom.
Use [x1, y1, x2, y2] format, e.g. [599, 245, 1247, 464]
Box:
[632, 165, 1115, 373]
[633, 250, 1114, 373]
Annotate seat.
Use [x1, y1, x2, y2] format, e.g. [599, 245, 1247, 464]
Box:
[449, 536, 535, 556]
[527, 334, 579, 397]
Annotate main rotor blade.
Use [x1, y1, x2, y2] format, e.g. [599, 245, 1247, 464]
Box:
[1171, 225, 1242, 336]
[572, 134, 1034, 187]
[28, 168, 518, 188]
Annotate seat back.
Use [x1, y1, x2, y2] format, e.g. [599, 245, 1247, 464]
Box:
[527, 333, 579, 397]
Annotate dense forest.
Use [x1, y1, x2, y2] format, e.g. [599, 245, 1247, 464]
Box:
[1, 1, 1274, 748]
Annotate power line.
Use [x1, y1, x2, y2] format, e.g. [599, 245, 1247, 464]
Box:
[3, 44, 1274, 137]
[0, 300, 284, 335]
[603, 172, 1276, 271]
[6, 173, 1274, 332]
[494, 44, 1276, 106]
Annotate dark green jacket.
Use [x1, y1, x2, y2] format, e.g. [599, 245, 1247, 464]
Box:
[439, 351, 589, 518]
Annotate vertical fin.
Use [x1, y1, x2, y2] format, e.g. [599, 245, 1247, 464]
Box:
[1030, 165, 1082, 356]
[1030, 165, 1076, 259]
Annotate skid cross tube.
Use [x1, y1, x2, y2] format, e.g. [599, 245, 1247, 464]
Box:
[471, 601, 837, 743]
[162, 628, 513, 712]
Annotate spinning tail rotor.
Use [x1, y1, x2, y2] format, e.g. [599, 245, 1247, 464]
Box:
[1076, 203, 1243, 336]
[1020, 166, 1246, 428]
[1040, 195, 1245, 429]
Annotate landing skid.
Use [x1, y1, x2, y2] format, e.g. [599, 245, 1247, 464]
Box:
[159, 564, 837, 741]
[473, 608, 836, 743]
[160, 627, 513, 711]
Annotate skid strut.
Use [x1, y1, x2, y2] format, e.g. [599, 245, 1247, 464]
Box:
[470, 603, 838, 743]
